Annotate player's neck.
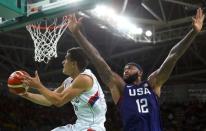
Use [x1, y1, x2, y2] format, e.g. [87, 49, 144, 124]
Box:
[70, 69, 81, 79]
[133, 79, 142, 85]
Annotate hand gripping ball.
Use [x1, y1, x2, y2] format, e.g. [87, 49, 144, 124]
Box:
[7, 70, 30, 94]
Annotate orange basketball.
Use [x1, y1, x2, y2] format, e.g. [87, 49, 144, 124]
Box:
[7, 70, 30, 94]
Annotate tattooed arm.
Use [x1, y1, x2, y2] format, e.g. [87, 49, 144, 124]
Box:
[68, 15, 125, 104]
[148, 8, 205, 96]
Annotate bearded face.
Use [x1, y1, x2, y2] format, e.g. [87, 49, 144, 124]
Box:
[123, 72, 139, 84]
[123, 64, 142, 84]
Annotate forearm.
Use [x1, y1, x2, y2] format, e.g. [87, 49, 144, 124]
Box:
[20, 92, 52, 107]
[37, 84, 62, 106]
[73, 31, 113, 84]
[73, 31, 100, 60]
[154, 29, 199, 86]
[170, 29, 198, 59]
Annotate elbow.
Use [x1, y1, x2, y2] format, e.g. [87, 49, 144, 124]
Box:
[52, 96, 70, 107]
[169, 47, 184, 61]
[51, 96, 64, 107]
[48, 104, 53, 107]
[44, 99, 53, 107]
[53, 101, 63, 107]
[168, 53, 179, 63]
[54, 103, 63, 107]
[43, 104, 52, 107]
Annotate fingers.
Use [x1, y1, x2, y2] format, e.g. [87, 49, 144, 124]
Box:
[194, 8, 205, 24]
[199, 8, 202, 17]
[197, 8, 201, 19]
[70, 14, 74, 22]
[22, 79, 31, 87]
[195, 8, 200, 20]
[202, 14, 205, 21]
[22, 79, 28, 85]
[22, 75, 33, 81]
[78, 17, 83, 24]
[20, 71, 41, 88]
[196, 8, 205, 20]
[74, 13, 77, 22]
[69, 13, 81, 23]
[35, 70, 39, 77]
[70, 13, 77, 22]
[192, 17, 196, 24]
[67, 14, 76, 30]
[21, 72, 33, 83]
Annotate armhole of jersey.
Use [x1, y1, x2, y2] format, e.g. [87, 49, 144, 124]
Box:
[146, 80, 160, 98]
[63, 77, 72, 89]
[116, 84, 126, 106]
[117, 96, 123, 107]
[80, 74, 94, 92]
[144, 80, 151, 90]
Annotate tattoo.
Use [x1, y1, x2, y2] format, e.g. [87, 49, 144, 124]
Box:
[169, 29, 198, 59]
[155, 29, 199, 87]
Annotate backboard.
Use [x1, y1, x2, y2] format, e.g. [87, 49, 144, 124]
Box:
[0, 0, 109, 32]
[0, 0, 110, 63]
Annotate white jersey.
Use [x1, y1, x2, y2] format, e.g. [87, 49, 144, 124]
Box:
[53, 69, 107, 131]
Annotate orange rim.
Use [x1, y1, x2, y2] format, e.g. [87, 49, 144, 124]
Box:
[27, 24, 68, 30]
[26, 15, 71, 30]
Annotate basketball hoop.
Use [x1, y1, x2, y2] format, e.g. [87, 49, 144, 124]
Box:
[26, 15, 71, 63]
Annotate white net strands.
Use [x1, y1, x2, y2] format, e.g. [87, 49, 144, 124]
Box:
[26, 16, 71, 63]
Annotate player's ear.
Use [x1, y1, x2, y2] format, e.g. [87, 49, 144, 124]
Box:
[72, 61, 78, 67]
[138, 70, 143, 78]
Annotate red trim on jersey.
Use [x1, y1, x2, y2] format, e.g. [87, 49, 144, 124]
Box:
[88, 91, 99, 107]
[87, 128, 95, 131]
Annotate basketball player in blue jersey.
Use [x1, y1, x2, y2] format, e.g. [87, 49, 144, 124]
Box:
[68, 8, 205, 131]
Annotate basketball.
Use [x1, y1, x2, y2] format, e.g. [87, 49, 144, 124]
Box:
[7, 71, 30, 94]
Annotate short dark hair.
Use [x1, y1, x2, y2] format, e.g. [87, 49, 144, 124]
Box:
[126, 62, 143, 72]
[67, 47, 89, 71]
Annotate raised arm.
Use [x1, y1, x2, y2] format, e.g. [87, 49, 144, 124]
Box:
[148, 8, 205, 96]
[68, 15, 125, 104]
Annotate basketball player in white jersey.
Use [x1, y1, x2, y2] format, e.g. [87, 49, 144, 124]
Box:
[17, 47, 107, 131]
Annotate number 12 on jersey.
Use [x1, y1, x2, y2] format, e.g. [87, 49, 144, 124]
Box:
[136, 98, 149, 113]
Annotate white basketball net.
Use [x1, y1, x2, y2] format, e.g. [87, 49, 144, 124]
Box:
[26, 16, 70, 63]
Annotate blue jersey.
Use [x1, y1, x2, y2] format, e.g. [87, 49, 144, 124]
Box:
[118, 81, 163, 131]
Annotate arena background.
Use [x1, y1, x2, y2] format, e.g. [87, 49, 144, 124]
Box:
[0, 0, 206, 131]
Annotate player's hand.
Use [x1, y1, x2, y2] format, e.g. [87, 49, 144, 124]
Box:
[67, 14, 83, 34]
[18, 89, 28, 96]
[18, 83, 30, 96]
[22, 71, 42, 89]
[192, 8, 205, 33]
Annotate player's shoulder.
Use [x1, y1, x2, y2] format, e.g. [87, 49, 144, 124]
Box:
[63, 77, 73, 84]
[81, 69, 92, 74]
[80, 69, 95, 77]
[73, 73, 93, 89]
[79, 69, 94, 81]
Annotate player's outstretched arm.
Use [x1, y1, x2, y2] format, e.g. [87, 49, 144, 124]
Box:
[19, 84, 64, 106]
[20, 92, 53, 106]
[148, 8, 205, 96]
[68, 15, 125, 104]
[23, 71, 92, 107]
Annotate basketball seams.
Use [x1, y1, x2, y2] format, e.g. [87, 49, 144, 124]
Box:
[7, 70, 29, 94]
[8, 84, 25, 88]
